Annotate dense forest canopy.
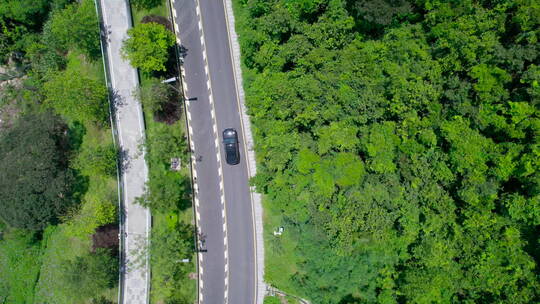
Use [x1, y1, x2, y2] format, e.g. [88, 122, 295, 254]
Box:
[235, 0, 540, 302]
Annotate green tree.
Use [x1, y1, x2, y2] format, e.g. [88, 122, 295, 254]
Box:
[62, 249, 118, 298]
[0, 112, 75, 230]
[43, 69, 109, 124]
[46, 0, 101, 59]
[0, 0, 50, 62]
[121, 22, 175, 73]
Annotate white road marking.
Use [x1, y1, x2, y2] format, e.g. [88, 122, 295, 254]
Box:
[193, 1, 231, 302]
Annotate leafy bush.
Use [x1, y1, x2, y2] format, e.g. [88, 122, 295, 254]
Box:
[43, 69, 109, 124]
[136, 121, 189, 213]
[131, 0, 162, 10]
[137, 172, 190, 213]
[121, 22, 175, 73]
[135, 78, 176, 115]
[74, 143, 117, 177]
[91, 296, 114, 304]
[150, 222, 194, 302]
[45, 0, 101, 60]
[62, 249, 118, 298]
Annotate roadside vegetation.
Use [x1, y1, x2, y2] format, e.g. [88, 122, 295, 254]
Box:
[0, 0, 118, 303]
[127, 1, 197, 303]
[232, 0, 540, 303]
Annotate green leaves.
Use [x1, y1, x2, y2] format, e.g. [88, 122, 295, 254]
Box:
[122, 22, 175, 73]
[360, 122, 399, 174]
[130, 0, 163, 10]
[150, 222, 194, 302]
[61, 249, 118, 298]
[43, 69, 108, 124]
[46, 0, 101, 60]
[317, 121, 358, 154]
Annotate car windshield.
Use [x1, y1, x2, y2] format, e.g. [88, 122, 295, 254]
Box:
[224, 137, 236, 144]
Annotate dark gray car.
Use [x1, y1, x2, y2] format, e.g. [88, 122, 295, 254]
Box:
[223, 128, 240, 165]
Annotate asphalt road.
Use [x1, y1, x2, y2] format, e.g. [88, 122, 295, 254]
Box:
[172, 0, 256, 303]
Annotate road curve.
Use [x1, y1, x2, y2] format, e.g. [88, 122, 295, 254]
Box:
[171, 1, 257, 303]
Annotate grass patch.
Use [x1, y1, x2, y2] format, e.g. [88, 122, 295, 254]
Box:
[263, 199, 303, 295]
[66, 50, 105, 83]
[0, 230, 43, 304]
[131, 2, 168, 27]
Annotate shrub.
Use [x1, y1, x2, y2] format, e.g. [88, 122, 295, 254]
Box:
[62, 249, 118, 298]
[74, 143, 117, 177]
[131, 0, 162, 10]
[43, 69, 109, 124]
